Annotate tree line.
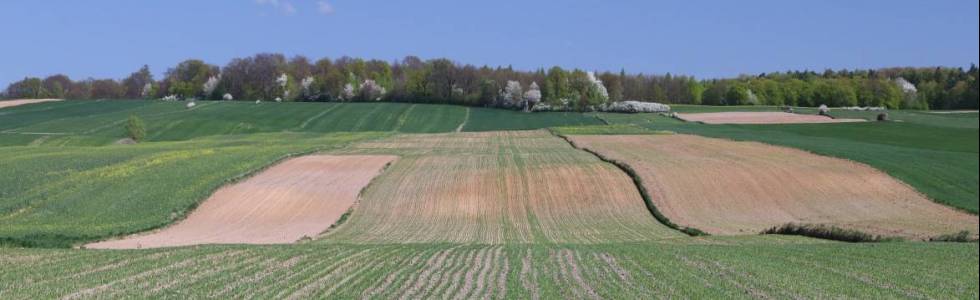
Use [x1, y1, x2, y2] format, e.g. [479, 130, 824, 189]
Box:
[4, 53, 978, 110]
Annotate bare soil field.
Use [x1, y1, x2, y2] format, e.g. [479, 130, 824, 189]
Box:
[0, 98, 62, 109]
[86, 155, 396, 249]
[569, 134, 978, 239]
[325, 131, 682, 243]
[676, 112, 865, 124]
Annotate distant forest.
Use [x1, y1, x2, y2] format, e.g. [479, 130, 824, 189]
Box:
[4, 54, 978, 110]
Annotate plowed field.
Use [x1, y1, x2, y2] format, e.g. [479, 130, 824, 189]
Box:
[569, 134, 978, 239]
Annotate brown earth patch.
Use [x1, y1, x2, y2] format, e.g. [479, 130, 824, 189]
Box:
[85, 155, 396, 249]
[569, 134, 979, 239]
[0, 98, 62, 109]
[676, 112, 865, 124]
[326, 131, 681, 244]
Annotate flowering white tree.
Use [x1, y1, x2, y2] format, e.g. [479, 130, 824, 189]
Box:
[586, 71, 609, 103]
[360, 79, 386, 101]
[340, 83, 356, 101]
[276, 73, 289, 100]
[202, 75, 220, 98]
[818, 104, 829, 115]
[523, 82, 542, 112]
[300, 76, 314, 100]
[501, 80, 523, 108]
[141, 83, 153, 99]
[276, 73, 288, 88]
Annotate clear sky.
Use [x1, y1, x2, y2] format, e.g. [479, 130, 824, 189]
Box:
[1, 0, 977, 87]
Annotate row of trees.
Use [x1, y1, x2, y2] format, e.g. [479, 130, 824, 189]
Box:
[4, 53, 978, 110]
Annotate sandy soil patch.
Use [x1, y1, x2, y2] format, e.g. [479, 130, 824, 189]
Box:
[0, 98, 62, 109]
[676, 112, 865, 124]
[86, 155, 396, 249]
[569, 134, 978, 239]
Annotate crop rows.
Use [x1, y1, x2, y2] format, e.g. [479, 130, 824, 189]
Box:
[325, 130, 681, 244]
[1, 239, 976, 298]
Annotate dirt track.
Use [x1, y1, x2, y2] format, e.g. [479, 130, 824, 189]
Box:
[569, 134, 979, 239]
[0, 98, 62, 109]
[86, 155, 396, 249]
[675, 112, 865, 124]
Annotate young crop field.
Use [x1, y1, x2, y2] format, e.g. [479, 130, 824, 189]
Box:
[461, 107, 605, 131]
[0, 100, 608, 146]
[567, 133, 978, 239]
[324, 130, 681, 244]
[0, 238, 976, 299]
[674, 111, 865, 124]
[0, 101, 465, 144]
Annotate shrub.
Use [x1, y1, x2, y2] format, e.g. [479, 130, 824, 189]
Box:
[877, 112, 889, 121]
[929, 230, 978, 242]
[124, 115, 146, 142]
[762, 223, 901, 243]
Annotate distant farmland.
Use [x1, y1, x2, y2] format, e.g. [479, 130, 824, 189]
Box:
[1, 100, 977, 298]
[0, 100, 608, 146]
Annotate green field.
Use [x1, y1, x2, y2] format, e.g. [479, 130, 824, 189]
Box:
[0, 100, 610, 146]
[1, 101, 978, 298]
[1, 238, 976, 299]
[461, 107, 605, 131]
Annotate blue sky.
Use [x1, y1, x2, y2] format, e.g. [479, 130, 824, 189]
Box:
[1, 0, 977, 87]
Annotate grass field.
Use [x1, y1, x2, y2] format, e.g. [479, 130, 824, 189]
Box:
[1, 102, 978, 298]
[0, 100, 608, 146]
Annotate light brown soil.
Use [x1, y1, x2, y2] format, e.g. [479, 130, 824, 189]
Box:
[569, 134, 979, 239]
[676, 112, 865, 124]
[86, 155, 396, 249]
[0, 98, 62, 109]
[327, 131, 682, 244]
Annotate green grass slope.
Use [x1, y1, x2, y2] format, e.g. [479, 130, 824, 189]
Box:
[0, 101, 464, 145]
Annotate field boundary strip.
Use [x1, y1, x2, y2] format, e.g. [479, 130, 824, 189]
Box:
[455, 107, 470, 132]
[546, 128, 708, 236]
